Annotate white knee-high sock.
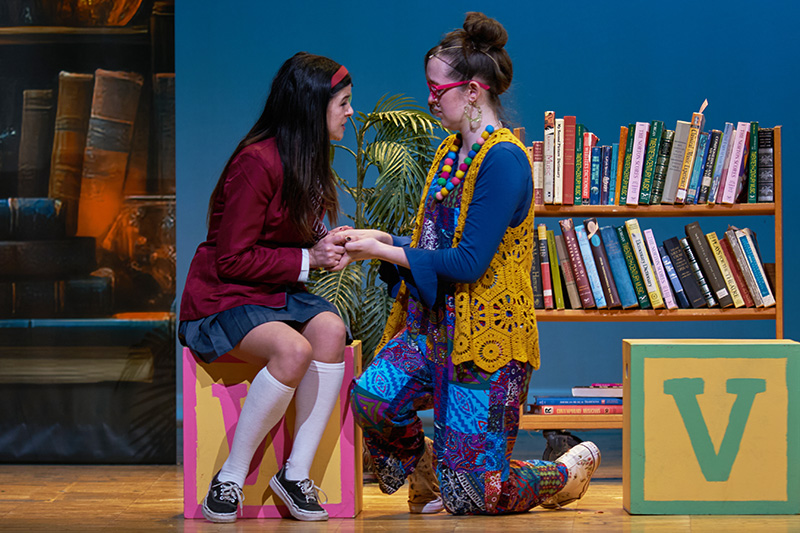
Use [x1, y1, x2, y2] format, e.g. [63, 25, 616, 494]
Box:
[284, 360, 345, 481]
[218, 366, 295, 488]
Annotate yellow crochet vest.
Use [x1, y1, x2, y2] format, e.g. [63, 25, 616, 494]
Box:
[378, 128, 540, 373]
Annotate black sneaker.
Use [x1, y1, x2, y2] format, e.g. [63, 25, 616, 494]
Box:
[269, 465, 328, 521]
[202, 471, 244, 523]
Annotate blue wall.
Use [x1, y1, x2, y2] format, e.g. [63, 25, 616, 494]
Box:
[176, 1, 799, 397]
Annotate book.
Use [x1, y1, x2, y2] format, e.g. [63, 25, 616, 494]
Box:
[600, 225, 638, 309]
[582, 131, 598, 204]
[562, 115, 576, 206]
[584, 217, 620, 308]
[532, 141, 544, 205]
[675, 101, 707, 203]
[663, 236, 706, 308]
[600, 145, 613, 205]
[735, 227, 775, 307]
[644, 228, 677, 309]
[684, 221, 733, 308]
[537, 223, 554, 309]
[555, 233, 582, 309]
[123, 82, 150, 196]
[619, 123, 635, 203]
[709, 122, 735, 204]
[48, 72, 94, 236]
[0, 76, 21, 199]
[574, 124, 585, 205]
[685, 131, 709, 204]
[615, 225, 650, 309]
[17, 89, 55, 198]
[757, 127, 774, 202]
[638, 120, 663, 205]
[532, 404, 623, 415]
[0, 238, 96, 280]
[530, 396, 622, 406]
[625, 219, 665, 309]
[747, 122, 758, 203]
[0, 198, 66, 240]
[575, 224, 607, 309]
[721, 121, 751, 204]
[719, 236, 754, 308]
[559, 218, 595, 308]
[530, 235, 544, 309]
[150, 0, 176, 74]
[76, 69, 144, 238]
[706, 232, 745, 308]
[614, 126, 628, 205]
[680, 237, 717, 307]
[513, 126, 526, 144]
[659, 245, 690, 309]
[696, 129, 722, 204]
[649, 129, 674, 204]
[543, 111, 555, 204]
[0, 275, 113, 319]
[625, 121, 650, 205]
[554, 117, 564, 205]
[724, 227, 763, 307]
[546, 229, 565, 310]
[608, 143, 619, 205]
[572, 385, 623, 398]
[589, 145, 602, 205]
[661, 120, 690, 204]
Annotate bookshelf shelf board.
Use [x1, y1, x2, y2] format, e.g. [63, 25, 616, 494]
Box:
[0, 26, 148, 45]
[535, 203, 775, 217]
[535, 307, 777, 322]
[520, 414, 622, 431]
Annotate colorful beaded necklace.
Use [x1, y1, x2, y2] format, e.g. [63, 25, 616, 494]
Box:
[430, 124, 496, 202]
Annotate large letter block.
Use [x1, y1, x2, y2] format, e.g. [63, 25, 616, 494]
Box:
[623, 339, 800, 514]
[182, 342, 363, 519]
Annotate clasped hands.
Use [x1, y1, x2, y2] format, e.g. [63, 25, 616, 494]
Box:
[308, 227, 391, 272]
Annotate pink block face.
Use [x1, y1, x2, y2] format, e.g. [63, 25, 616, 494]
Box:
[182, 346, 361, 519]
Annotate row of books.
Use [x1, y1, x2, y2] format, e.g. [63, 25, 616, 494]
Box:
[526, 105, 776, 206]
[532, 218, 775, 311]
[528, 384, 623, 415]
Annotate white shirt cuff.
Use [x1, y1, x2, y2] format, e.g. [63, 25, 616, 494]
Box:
[298, 248, 310, 282]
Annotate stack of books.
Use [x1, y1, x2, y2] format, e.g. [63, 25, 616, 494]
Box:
[529, 384, 622, 415]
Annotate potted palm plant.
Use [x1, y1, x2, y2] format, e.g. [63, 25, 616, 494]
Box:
[310, 94, 440, 365]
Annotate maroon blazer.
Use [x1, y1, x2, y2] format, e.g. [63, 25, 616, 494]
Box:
[180, 137, 308, 321]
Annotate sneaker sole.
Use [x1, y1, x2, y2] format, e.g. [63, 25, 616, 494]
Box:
[541, 442, 601, 509]
[269, 475, 329, 521]
[202, 496, 237, 523]
[408, 497, 445, 514]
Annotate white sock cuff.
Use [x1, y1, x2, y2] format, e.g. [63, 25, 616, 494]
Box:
[307, 359, 346, 375]
[258, 366, 296, 394]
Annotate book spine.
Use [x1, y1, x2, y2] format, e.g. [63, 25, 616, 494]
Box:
[530, 232, 544, 309]
[719, 236, 754, 307]
[531, 396, 622, 406]
[709, 122, 734, 204]
[572, 386, 623, 398]
[675, 111, 704, 203]
[17, 89, 55, 198]
[562, 115, 576, 205]
[757, 127, 774, 202]
[725, 227, 763, 307]
[659, 245, 690, 308]
[706, 232, 745, 308]
[600, 145, 612, 206]
[546, 229, 565, 310]
[680, 237, 717, 308]
[661, 120, 690, 204]
[513, 127, 526, 143]
[543, 111, 555, 204]
[609, 143, 619, 205]
[532, 141, 544, 206]
[625, 122, 650, 205]
[685, 221, 733, 308]
[77, 69, 144, 238]
[554, 117, 564, 204]
[625, 219, 664, 309]
[582, 132, 597, 204]
[555, 233, 582, 309]
[575, 225, 607, 308]
[559, 218, 595, 308]
[615, 225, 650, 308]
[663, 236, 707, 308]
[747, 122, 759, 203]
[533, 404, 624, 415]
[638, 120, 663, 204]
[644, 228, 677, 309]
[685, 131, 709, 204]
[614, 126, 628, 205]
[589, 145, 602, 205]
[600, 225, 638, 309]
[584, 217, 621, 308]
[0, 198, 67, 240]
[0, 275, 112, 318]
[537, 223, 554, 308]
[0, 237, 96, 280]
[619, 123, 635, 203]
[153, 72, 175, 195]
[574, 124, 585, 205]
[697, 129, 722, 204]
[721, 122, 751, 204]
[736, 229, 775, 306]
[649, 129, 674, 204]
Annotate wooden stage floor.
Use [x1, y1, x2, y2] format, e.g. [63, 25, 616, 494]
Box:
[0, 465, 797, 531]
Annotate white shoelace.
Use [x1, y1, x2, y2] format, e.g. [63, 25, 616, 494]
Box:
[298, 478, 328, 505]
[218, 481, 245, 515]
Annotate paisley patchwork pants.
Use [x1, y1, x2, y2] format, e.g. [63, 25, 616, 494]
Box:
[350, 335, 566, 515]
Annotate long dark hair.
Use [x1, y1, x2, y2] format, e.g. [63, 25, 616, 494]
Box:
[207, 52, 351, 244]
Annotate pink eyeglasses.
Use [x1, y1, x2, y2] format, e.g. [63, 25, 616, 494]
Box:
[427, 79, 490, 101]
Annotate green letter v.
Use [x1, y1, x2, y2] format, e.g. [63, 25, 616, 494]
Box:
[663, 377, 766, 482]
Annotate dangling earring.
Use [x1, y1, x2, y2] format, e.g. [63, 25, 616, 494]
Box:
[464, 101, 482, 131]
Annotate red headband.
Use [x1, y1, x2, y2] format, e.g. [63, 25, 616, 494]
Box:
[331, 65, 349, 89]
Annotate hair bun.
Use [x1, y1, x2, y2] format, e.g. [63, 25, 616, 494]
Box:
[462, 12, 507, 49]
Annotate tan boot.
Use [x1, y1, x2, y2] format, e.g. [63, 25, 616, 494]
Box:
[407, 437, 444, 514]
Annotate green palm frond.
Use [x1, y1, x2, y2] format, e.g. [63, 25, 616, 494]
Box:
[352, 282, 393, 366]
[308, 264, 363, 330]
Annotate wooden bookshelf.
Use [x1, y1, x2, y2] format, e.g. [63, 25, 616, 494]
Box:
[520, 414, 623, 431]
[0, 26, 148, 45]
[535, 306, 777, 322]
[535, 203, 775, 217]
